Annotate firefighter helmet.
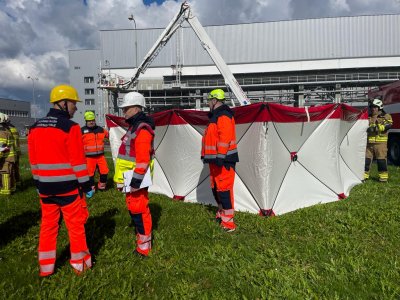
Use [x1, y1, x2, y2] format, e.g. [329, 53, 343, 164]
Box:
[208, 89, 225, 101]
[50, 84, 80, 103]
[84, 111, 96, 121]
[371, 98, 383, 109]
[119, 92, 146, 108]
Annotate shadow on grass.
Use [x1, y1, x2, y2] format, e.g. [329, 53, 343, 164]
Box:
[205, 204, 218, 216]
[149, 202, 162, 231]
[55, 208, 118, 269]
[16, 177, 35, 192]
[0, 210, 40, 248]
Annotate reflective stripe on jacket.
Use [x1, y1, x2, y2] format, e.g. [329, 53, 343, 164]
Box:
[0, 124, 15, 162]
[28, 108, 91, 196]
[81, 126, 109, 156]
[201, 104, 239, 165]
[114, 116, 155, 189]
[8, 125, 20, 155]
[367, 112, 393, 143]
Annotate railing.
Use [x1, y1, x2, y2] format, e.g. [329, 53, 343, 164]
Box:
[167, 71, 400, 88]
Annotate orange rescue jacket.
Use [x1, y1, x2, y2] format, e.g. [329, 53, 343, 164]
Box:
[201, 104, 239, 166]
[28, 108, 92, 197]
[81, 125, 109, 156]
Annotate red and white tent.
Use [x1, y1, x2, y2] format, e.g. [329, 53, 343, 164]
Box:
[106, 103, 368, 216]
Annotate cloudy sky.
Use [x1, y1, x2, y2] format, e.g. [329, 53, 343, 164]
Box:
[1, 0, 400, 116]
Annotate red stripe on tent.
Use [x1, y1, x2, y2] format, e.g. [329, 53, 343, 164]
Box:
[259, 209, 275, 217]
[106, 103, 366, 128]
[338, 193, 346, 200]
[106, 114, 128, 128]
[341, 104, 369, 121]
[173, 195, 185, 201]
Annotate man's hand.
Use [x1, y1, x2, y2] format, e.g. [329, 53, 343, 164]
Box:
[215, 157, 224, 167]
[130, 187, 140, 193]
[377, 124, 386, 132]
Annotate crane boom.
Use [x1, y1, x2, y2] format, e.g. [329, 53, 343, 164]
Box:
[121, 1, 250, 106]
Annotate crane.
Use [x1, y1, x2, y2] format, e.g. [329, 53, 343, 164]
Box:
[117, 1, 250, 106]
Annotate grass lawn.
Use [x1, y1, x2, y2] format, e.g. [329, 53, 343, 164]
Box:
[0, 153, 399, 299]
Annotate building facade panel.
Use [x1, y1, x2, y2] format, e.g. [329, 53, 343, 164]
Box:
[100, 14, 400, 68]
[69, 49, 103, 126]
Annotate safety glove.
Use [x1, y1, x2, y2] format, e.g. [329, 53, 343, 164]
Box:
[86, 189, 95, 199]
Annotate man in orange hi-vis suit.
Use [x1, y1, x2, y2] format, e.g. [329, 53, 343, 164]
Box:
[201, 89, 239, 232]
[114, 92, 155, 257]
[81, 111, 109, 194]
[28, 84, 93, 276]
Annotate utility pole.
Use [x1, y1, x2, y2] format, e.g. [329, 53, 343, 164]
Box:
[128, 14, 138, 69]
[27, 76, 38, 121]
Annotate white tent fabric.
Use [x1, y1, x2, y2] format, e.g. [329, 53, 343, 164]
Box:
[106, 103, 368, 216]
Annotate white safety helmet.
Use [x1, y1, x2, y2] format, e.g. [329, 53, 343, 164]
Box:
[371, 98, 383, 109]
[0, 113, 5, 124]
[119, 92, 146, 108]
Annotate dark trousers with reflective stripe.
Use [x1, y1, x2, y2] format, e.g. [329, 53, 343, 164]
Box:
[126, 188, 152, 256]
[39, 195, 90, 275]
[209, 164, 236, 229]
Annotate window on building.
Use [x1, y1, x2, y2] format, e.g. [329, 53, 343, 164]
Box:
[84, 76, 94, 83]
[85, 88, 95, 95]
[85, 99, 95, 105]
[74, 66, 80, 70]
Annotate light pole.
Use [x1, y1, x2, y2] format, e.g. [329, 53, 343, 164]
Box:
[27, 76, 38, 121]
[128, 14, 138, 68]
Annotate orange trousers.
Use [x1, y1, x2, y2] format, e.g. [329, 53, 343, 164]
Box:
[38, 195, 91, 276]
[209, 164, 236, 230]
[86, 155, 109, 189]
[126, 188, 152, 256]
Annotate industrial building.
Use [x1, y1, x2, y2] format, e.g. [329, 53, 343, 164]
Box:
[69, 13, 400, 126]
[0, 98, 33, 135]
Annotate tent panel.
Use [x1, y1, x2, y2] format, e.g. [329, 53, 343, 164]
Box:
[339, 159, 362, 196]
[273, 121, 323, 151]
[108, 127, 125, 164]
[266, 124, 298, 209]
[154, 124, 205, 197]
[149, 158, 174, 198]
[273, 164, 339, 215]
[184, 173, 215, 206]
[340, 119, 369, 184]
[235, 122, 269, 209]
[154, 125, 169, 150]
[298, 119, 343, 194]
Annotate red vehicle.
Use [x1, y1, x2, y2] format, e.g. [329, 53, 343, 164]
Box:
[368, 80, 400, 165]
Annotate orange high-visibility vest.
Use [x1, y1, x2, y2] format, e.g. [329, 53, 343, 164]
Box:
[202, 105, 239, 165]
[28, 108, 91, 196]
[81, 126, 109, 156]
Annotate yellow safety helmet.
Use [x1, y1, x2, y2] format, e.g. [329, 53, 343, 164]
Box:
[84, 111, 96, 121]
[208, 89, 225, 101]
[50, 84, 80, 103]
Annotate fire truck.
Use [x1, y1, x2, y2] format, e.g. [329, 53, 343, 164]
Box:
[368, 80, 400, 165]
